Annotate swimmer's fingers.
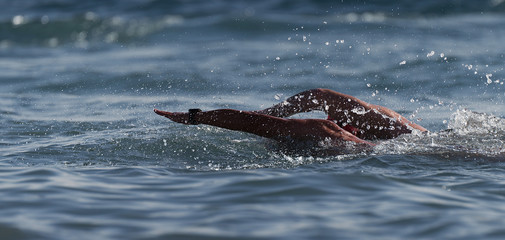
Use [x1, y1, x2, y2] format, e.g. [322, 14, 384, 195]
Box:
[154, 109, 190, 124]
[153, 109, 171, 117]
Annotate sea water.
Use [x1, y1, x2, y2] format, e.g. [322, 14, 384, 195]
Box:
[1, 0, 505, 239]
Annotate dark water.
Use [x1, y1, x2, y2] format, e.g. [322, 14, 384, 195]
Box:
[1, 0, 505, 239]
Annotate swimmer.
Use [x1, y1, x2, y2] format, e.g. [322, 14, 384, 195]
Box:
[154, 88, 427, 147]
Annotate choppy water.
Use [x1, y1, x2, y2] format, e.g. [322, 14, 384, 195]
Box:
[1, 0, 505, 239]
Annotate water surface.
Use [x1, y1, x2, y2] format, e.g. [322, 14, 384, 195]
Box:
[1, 0, 505, 239]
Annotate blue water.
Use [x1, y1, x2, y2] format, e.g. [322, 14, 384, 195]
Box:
[2, 0, 505, 239]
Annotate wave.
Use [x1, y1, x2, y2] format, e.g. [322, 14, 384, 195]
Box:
[3, 0, 504, 19]
[0, 13, 183, 48]
[2, 0, 504, 48]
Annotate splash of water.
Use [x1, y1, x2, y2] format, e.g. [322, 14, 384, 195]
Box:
[448, 109, 505, 135]
[374, 109, 505, 158]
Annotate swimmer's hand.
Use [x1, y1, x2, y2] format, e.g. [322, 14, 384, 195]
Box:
[154, 109, 191, 124]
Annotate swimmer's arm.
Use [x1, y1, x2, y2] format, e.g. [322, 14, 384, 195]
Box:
[155, 108, 288, 139]
[154, 109, 374, 146]
[255, 88, 427, 138]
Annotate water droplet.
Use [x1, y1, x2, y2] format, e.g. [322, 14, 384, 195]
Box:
[12, 15, 24, 26]
[85, 12, 98, 21]
[41, 15, 49, 24]
[48, 38, 58, 47]
[486, 73, 493, 84]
